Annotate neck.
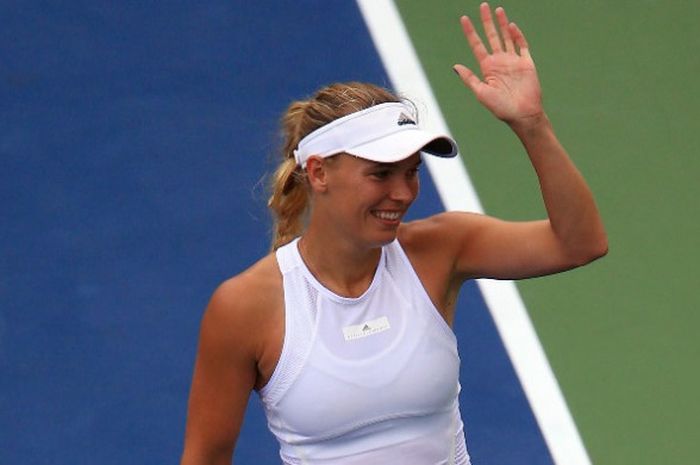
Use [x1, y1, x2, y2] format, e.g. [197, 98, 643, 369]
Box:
[298, 228, 383, 298]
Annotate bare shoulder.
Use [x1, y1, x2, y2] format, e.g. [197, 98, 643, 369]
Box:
[397, 211, 497, 285]
[211, 253, 282, 312]
[398, 211, 487, 255]
[396, 213, 488, 321]
[182, 254, 284, 460]
[200, 253, 283, 356]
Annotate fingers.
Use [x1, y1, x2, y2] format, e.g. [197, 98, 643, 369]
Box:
[495, 7, 514, 52]
[459, 15, 488, 63]
[509, 22, 531, 59]
[480, 3, 502, 53]
[462, 4, 528, 58]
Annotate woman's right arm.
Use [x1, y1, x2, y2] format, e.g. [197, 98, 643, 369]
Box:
[180, 278, 260, 465]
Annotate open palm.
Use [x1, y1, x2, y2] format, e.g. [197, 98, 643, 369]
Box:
[454, 3, 543, 126]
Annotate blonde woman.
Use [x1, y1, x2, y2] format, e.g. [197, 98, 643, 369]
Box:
[181, 4, 607, 464]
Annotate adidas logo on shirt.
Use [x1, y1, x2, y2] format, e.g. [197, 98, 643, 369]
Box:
[342, 316, 391, 341]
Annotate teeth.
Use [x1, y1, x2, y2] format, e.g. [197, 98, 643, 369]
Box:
[374, 211, 400, 220]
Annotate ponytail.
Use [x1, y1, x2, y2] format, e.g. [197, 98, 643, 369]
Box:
[268, 100, 311, 250]
[268, 156, 308, 250]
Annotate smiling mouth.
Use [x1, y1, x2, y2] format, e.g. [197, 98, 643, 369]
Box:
[371, 210, 401, 221]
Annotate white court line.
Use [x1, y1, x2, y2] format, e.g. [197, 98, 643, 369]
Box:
[355, 1, 592, 464]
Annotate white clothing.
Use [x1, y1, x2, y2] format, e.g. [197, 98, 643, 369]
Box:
[259, 238, 470, 465]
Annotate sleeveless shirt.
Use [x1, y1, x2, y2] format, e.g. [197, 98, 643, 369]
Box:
[259, 238, 471, 465]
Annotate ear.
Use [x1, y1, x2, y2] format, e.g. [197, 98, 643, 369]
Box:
[305, 156, 329, 193]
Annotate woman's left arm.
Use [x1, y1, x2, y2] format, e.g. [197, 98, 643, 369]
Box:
[445, 3, 607, 280]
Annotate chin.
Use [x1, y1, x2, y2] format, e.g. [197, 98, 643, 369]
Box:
[366, 230, 399, 248]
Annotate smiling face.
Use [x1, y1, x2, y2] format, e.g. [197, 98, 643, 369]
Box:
[307, 153, 421, 249]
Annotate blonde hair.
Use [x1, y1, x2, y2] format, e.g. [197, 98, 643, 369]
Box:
[268, 82, 400, 250]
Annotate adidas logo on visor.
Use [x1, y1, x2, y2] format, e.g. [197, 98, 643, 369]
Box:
[397, 112, 416, 126]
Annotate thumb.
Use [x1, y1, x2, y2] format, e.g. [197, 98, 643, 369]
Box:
[453, 64, 482, 95]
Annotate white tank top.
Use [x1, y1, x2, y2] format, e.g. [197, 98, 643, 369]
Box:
[259, 238, 470, 465]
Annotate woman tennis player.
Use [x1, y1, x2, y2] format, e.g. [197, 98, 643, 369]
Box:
[181, 3, 607, 464]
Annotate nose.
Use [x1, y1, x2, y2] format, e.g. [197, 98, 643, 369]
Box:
[388, 177, 418, 203]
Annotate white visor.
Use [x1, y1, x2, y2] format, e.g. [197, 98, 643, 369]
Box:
[293, 102, 458, 168]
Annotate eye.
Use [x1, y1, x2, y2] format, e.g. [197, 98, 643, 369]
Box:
[406, 166, 420, 178]
[371, 169, 391, 180]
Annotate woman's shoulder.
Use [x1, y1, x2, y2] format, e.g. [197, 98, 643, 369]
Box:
[193, 253, 285, 395]
[397, 211, 492, 278]
[203, 253, 283, 334]
[220, 253, 281, 295]
[396, 213, 460, 279]
[398, 211, 484, 250]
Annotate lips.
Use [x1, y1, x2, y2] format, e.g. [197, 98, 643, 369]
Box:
[371, 210, 401, 221]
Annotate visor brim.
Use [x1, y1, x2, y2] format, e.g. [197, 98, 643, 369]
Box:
[345, 129, 458, 164]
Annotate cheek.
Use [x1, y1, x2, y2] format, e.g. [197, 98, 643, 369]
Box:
[329, 179, 377, 214]
[408, 177, 420, 201]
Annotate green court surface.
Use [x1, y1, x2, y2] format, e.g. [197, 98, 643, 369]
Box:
[396, 1, 700, 464]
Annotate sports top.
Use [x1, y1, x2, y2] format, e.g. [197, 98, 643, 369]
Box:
[259, 238, 470, 465]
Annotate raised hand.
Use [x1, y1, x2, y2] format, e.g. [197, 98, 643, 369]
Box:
[453, 3, 543, 128]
